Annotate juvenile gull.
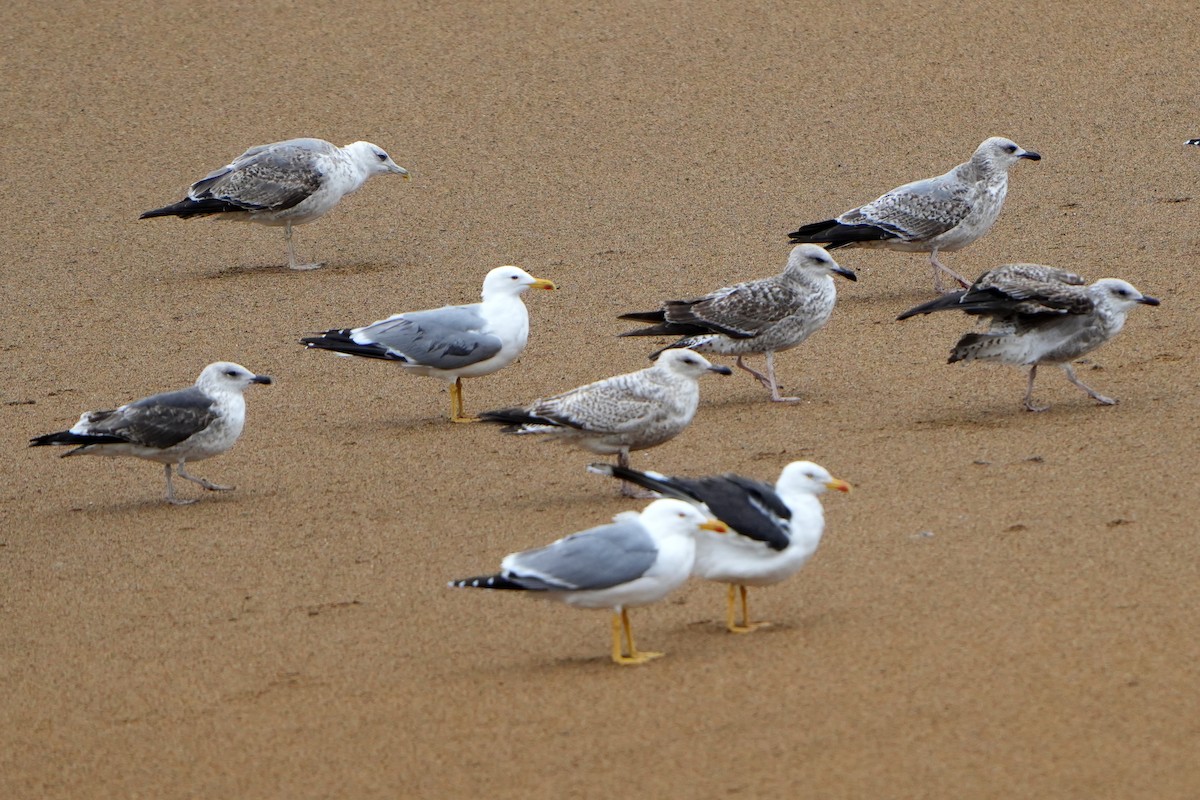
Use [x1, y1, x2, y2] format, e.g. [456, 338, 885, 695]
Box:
[140, 138, 409, 270]
[788, 137, 1041, 292]
[618, 244, 856, 402]
[30, 362, 272, 504]
[301, 266, 556, 422]
[449, 498, 728, 665]
[479, 349, 731, 496]
[897, 263, 1160, 411]
[590, 461, 850, 633]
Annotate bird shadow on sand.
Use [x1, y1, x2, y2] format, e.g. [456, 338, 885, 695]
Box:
[203, 260, 406, 280]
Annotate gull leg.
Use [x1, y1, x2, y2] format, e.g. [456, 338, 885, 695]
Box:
[727, 584, 769, 634]
[1062, 363, 1116, 406]
[1023, 364, 1050, 412]
[449, 378, 480, 423]
[177, 462, 233, 492]
[285, 222, 323, 271]
[735, 355, 771, 388]
[617, 450, 656, 498]
[611, 608, 663, 665]
[163, 464, 196, 506]
[930, 249, 970, 293]
[765, 351, 801, 403]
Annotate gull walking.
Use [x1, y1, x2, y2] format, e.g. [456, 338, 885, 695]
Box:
[788, 137, 1040, 292]
[590, 461, 849, 633]
[30, 362, 272, 504]
[302, 266, 556, 422]
[450, 499, 728, 665]
[619, 244, 855, 402]
[479, 349, 731, 496]
[140, 138, 409, 270]
[897, 263, 1159, 411]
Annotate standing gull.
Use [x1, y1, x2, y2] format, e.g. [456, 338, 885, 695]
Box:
[618, 244, 856, 402]
[450, 498, 729, 665]
[897, 263, 1160, 411]
[301, 266, 556, 422]
[140, 138, 409, 270]
[788, 136, 1041, 292]
[30, 362, 272, 504]
[479, 349, 731, 496]
[590, 461, 850, 633]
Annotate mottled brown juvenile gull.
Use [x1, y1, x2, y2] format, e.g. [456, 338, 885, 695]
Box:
[140, 138, 409, 270]
[301, 266, 556, 422]
[618, 244, 855, 402]
[897, 263, 1159, 411]
[480, 349, 731, 496]
[30, 362, 272, 504]
[589, 461, 849, 633]
[788, 137, 1041, 292]
[450, 499, 728, 665]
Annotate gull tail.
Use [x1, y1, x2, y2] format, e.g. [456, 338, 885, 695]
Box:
[448, 574, 529, 591]
[948, 331, 1007, 364]
[139, 197, 249, 219]
[896, 291, 969, 320]
[29, 430, 125, 455]
[300, 330, 406, 362]
[788, 219, 894, 247]
[587, 462, 696, 502]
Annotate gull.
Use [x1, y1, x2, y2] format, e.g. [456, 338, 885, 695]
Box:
[479, 349, 732, 496]
[787, 137, 1041, 292]
[589, 461, 849, 633]
[897, 263, 1160, 411]
[30, 362, 272, 504]
[301, 266, 556, 422]
[140, 137, 409, 270]
[618, 244, 856, 402]
[449, 498, 729, 665]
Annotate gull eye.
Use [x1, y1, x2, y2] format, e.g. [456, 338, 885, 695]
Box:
[376, 152, 387, 161]
[1003, 144, 1018, 154]
[225, 369, 240, 377]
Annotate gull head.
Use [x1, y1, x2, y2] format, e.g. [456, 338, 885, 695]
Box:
[197, 362, 273, 393]
[776, 461, 852, 498]
[346, 141, 411, 179]
[975, 136, 1041, 170]
[640, 498, 729, 539]
[653, 348, 733, 378]
[1091, 278, 1160, 312]
[785, 243, 857, 282]
[481, 265, 557, 299]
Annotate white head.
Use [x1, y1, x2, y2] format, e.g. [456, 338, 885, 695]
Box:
[480, 265, 557, 299]
[1090, 278, 1160, 313]
[775, 461, 852, 498]
[652, 348, 734, 378]
[196, 362, 273, 394]
[973, 137, 1042, 171]
[784, 244, 857, 282]
[344, 141, 410, 178]
[639, 498, 728, 539]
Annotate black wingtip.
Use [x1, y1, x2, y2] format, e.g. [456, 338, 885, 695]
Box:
[448, 574, 528, 591]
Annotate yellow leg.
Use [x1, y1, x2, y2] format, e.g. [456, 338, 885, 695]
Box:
[610, 609, 664, 665]
[449, 378, 479, 423]
[727, 584, 769, 634]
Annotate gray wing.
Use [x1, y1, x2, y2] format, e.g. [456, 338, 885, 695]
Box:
[79, 387, 218, 449]
[353, 303, 502, 369]
[843, 174, 972, 241]
[673, 279, 810, 338]
[969, 264, 1092, 315]
[501, 520, 658, 590]
[188, 138, 337, 212]
[530, 372, 669, 434]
